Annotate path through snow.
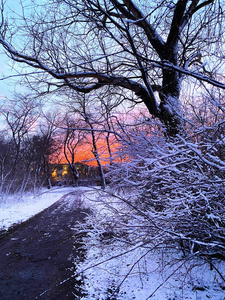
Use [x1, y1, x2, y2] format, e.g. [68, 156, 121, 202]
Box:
[0, 189, 90, 299]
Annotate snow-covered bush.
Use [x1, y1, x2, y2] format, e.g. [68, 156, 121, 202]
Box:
[74, 120, 225, 299]
[107, 124, 225, 258]
[74, 165, 225, 298]
[75, 94, 225, 297]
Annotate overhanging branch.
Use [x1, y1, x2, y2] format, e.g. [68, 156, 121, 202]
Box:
[153, 60, 225, 90]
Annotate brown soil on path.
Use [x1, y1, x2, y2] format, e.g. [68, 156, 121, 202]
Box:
[0, 190, 89, 300]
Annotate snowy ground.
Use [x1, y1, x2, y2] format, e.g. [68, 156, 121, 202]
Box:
[0, 186, 81, 230]
[77, 240, 225, 300]
[76, 189, 225, 300]
[1, 187, 225, 299]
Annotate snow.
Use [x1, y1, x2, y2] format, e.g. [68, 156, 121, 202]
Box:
[0, 186, 78, 230]
[1, 187, 225, 299]
[75, 189, 225, 300]
[77, 242, 225, 299]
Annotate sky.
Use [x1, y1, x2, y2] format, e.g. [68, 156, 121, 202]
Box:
[0, 0, 33, 99]
[0, 1, 19, 98]
[0, 52, 13, 98]
[0, 51, 14, 130]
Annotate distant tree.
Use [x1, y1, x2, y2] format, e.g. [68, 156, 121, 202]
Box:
[65, 94, 108, 188]
[0, 135, 14, 192]
[0, 96, 40, 192]
[0, 1, 224, 136]
[0, 96, 39, 172]
[28, 112, 62, 189]
[63, 116, 87, 185]
[24, 134, 59, 189]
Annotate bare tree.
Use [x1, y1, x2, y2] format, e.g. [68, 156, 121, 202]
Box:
[1, 96, 39, 168]
[0, 94, 42, 192]
[35, 112, 63, 189]
[63, 116, 87, 185]
[0, 95, 39, 190]
[98, 89, 122, 165]
[0, 1, 224, 135]
[65, 93, 107, 188]
[0, 135, 14, 193]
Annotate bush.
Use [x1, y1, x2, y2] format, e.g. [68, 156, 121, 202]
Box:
[107, 125, 225, 259]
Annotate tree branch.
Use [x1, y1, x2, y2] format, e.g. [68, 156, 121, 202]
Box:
[166, 0, 189, 51]
[110, 0, 165, 59]
[156, 60, 225, 90]
[180, 0, 214, 33]
[191, 0, 214, 15]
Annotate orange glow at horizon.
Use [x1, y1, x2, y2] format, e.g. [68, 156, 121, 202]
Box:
[51, 139, 120, 166]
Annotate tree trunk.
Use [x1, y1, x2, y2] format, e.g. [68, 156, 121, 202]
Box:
[159, 68, 184, 136]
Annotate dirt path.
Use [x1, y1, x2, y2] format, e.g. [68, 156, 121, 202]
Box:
[0, 191, 89, 300]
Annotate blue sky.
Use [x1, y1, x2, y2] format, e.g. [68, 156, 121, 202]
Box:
[0, 0, 30, 98]
[0, 51, 14, 98]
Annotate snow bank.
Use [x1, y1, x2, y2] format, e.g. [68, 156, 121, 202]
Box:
[0, 187, 78, 230]
[76, 189, 225, 300]
[78, 243, 225, 299]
